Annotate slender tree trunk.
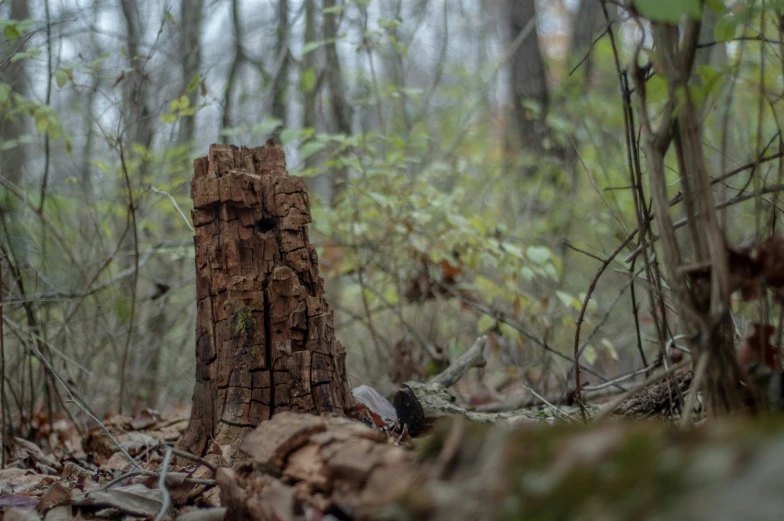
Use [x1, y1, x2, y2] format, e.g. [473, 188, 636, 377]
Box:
[0, 0, 30, 186]
[321, 0, 352, 309]
[120, 0, 154, 151]
[323, 0, 352, 138]
[269, 0, 290, 141]
[221, 0, 242, 143]
[569, 0, 602, 82]
[507, 0, 548, 156]
[302, 0, 317, 139]
[178, 0, 204, 148]
[323, 0, 352, 203]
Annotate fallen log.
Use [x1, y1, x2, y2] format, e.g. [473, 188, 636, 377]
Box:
[392, 336, 550, 434]
[217, 412, 415, 521]
[218, 410, 784, 521]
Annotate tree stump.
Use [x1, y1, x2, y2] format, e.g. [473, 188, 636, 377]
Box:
[181, 140, 354, 456]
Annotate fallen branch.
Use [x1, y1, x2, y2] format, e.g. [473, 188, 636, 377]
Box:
[393, 336, 548, 435]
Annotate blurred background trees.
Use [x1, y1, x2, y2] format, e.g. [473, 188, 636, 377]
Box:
[0, 0, 773, 431]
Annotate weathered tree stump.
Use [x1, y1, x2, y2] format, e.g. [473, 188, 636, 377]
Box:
[181, 141, 354, 456]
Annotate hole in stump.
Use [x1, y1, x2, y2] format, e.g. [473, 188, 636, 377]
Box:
[256, 217, 276, 233]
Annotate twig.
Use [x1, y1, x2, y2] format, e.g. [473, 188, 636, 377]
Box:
[580, 364, 652, 392]
[519, 381, 580, 423]
[154, 447, 173, 521]
[162, 444, 218, 473]
[430, 336, 487, 388]
[150, 186, 194, 233]
[563, 242, 605, 263]
[568, 24, 612, 77]
[103, 469, 215, 490]
[457, 296, 617, 386]
[680, 352, 707, 427]
[0, 174, 79, 265]
[117, 138, 140, 415]
[576, 265, 645, 361]
[573, 231, 639, 421]
[27, 343, 140, 470]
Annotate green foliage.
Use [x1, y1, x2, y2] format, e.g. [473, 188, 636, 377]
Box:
[633, 0, 701, 23]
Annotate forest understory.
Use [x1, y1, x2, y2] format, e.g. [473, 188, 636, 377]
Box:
[6, 0, 784, 520]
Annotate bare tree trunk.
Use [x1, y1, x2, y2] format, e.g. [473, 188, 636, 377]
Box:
[382, 0, 411, 133]
[0, 0, 30, 186]
[178, 0, 204, 148]
[507, 0, 548, 156]
[120, 0, 154, 151]
[302, 0, 317, 139]
[181, 142, 355, 456]
[79, 1, 103, 202]
[323, 0, 352, 144]
[569, 0, 602, 82]
[321, 0, 352, 309]
[221, 0, 241, 143]
[269, 0, 290, 141]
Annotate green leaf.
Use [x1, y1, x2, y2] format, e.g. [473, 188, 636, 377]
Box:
[302, 40, 331, 55]
[10, 47, 41, 63]
[160, 112, 178, 124]
[634, 0, 701, 23]
[526, 246, 550, 265]
[499, 323, 522, 346]
[220, 126, 248, 137]
[186, 73, 200, 93]
[645, 75, 668, 104]
[714, 16, 738, 42]
[705, 0, 728, 14]
[301, 67, 317, 93]
[0, 140, 18, 152]
[166, 9, 176, 24]
[323, 5, 343, 14]
[178, 95, 190, 109]
[55, 69, 68, 88]
[281, 128, 303, 145]
[582, 345, 597, 366]
[34, 112, 49, 134]
[697, 65, 723, 101]
[89, 53, 111, 69]
[0, 83, 11, 104]
[3, 24, 19, 43]
[300, 141, 327, 161]
[477, 314, 496, 334]
[555, 290, 575, 310]
[250, 117, 283, 137]
[601, 339, 619, 361]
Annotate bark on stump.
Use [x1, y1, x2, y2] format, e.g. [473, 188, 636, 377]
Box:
[181, 140, 354, 456]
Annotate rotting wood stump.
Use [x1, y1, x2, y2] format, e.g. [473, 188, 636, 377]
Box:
[181, 140, 354, 456]
[218, 412, 416, 521]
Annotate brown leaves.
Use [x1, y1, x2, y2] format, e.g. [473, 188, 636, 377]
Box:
[351, 385, 399, 430]
[726, 235, 784, 302]
[737, 323, 780, 372]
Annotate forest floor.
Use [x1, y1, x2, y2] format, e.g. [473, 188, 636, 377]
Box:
[4, 377, 784, 521]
